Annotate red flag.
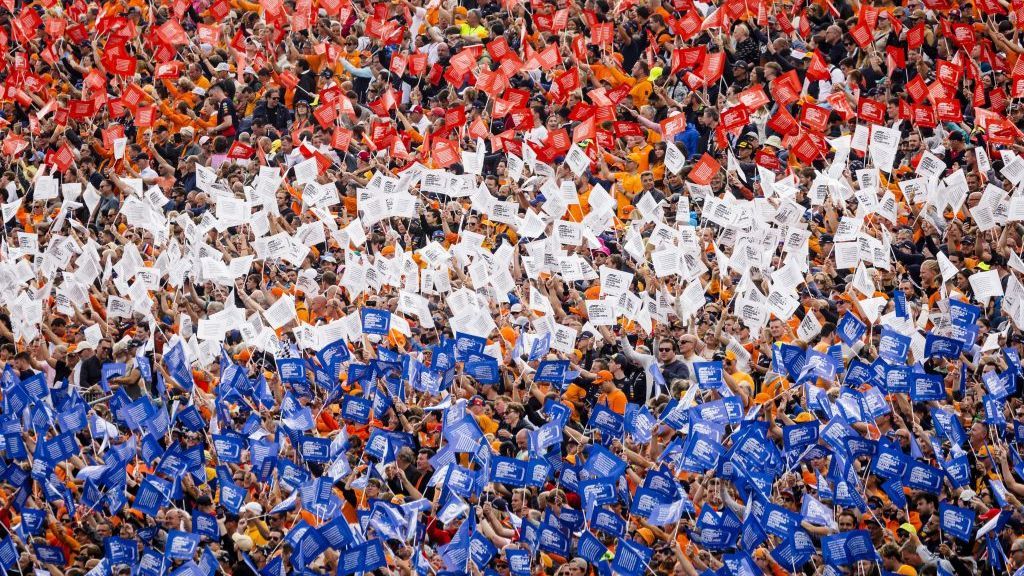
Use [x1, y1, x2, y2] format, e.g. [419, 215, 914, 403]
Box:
[905, 75, 929, 103]
[769, 70, 801, 107]
[688, 153, 721, 185]
[591, 22, 613, 45]
[857, 97, 886, 125]
[390, 52, 408, 77]
[800, 104, 831, 133]
[431, 139, 460, 168]
[907, 23, 925, 50]
[737, 85, 770, 110]
[613, 121, 645, 138]
[573, 115, 596, 143]
[135, 106, 156, 127]
[791, 133, 824, 164]
[848, 21, 873, 48]
[468, 117, 489, 140]
[720, 104, 749, 132]
[537, 43, 561, 70]
[487, 36, 511, 60]
[935, 59, 962, 86]
[767, 107, 799, 136]
[673, 10, 702, 40]
[661, 114, 688, 140]
[227, 141, 256, 159]
[331, 127, 353, 151]
[2, 134, 26, 156]
[51, 142, 74, 171]
[806, 50, 830, 81]
[157, 20, 188, 46]
[935, 98, 963, 122]
[699, 51, 726, 85]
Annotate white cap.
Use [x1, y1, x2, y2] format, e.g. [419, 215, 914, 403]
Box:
[215, 62, 230, 72]
[231, 533, 254, 551]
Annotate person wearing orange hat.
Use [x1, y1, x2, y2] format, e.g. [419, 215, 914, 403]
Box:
[595, 368, 627, 415]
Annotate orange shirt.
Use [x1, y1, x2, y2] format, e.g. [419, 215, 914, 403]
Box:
[598, 388, 627, 414]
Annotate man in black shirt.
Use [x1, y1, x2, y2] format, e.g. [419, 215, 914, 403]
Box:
[657, 341, 691, 383]
[77, 340, 110, 390]
[252, 91, 291, 135]
[387, 447, 422, 496]
[12, 352, 35, 381]
[209, 83, 238, 140]
[609, 353, 647, 405]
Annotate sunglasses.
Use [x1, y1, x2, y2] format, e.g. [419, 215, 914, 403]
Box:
[659, 347, 672, 352]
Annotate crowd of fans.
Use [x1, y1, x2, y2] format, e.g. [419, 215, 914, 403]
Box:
[3, 0, 1024, 575]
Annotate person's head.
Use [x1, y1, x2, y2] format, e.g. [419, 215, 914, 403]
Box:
[416, 449, 434, 472]
[13, 351, 30, 371]
[948, 130, 966, 150]
[640, 171, 655, 191]
[365, 478, 384, 499]
[504, 403, 523, 426]
[608, 353, 628, 377]
[515, 428, 529, 450]
[658, 340, 677, 363]
[396, 446, 415, 468]
[881, 543, 902, 571]
[920, 260, 940, 286]
[914, 493, 937, 516]
[209, 83, 227, 103]
[838, 510, 859, 531]
[1011, 538, 1024, 564]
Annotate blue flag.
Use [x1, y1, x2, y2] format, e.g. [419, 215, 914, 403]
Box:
[624, 404, 655, 444]
[878, 327, 911, 364]
[453, 333, 487, 361]
[910, 372, 946, 401]
[163, 341, 194, 391]
[938, 502, 975, 542]
[611, 540, 652, 576]
[925, 333, 962, 359]
[893, 289, 908, 318]
[528, 333, 551, 361]
[535, 360, 569, 383]
[361, 308, 392, 335]
[505, 549, 531, 576]
[276, 358, 307, 383]
[338, 539, 386, 575]
[949, 299, 981, 327]
[693, 361, 724, 390]
[577, 531, 608, 564]
[837, 312, 866, 346]
[317, 337, 351, 371]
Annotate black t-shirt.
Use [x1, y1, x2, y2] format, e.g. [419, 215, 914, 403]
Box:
[80, 356, 102, 388]
[617, 369, 648, 405]
[217, 99, 239, 138]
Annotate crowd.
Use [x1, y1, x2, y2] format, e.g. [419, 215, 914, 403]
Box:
[3, 0, 1024, 574]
